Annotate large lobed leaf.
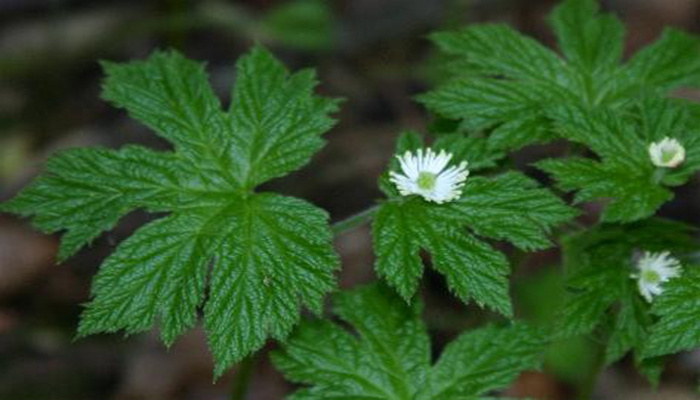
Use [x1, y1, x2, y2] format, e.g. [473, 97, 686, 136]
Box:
[373, 133, 576, 316]
[419, 0, 700, 151]
[1, 47, 340, 376]
[273, 284, 546, 399]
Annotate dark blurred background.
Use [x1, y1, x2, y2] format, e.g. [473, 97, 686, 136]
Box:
[1, 0, 700, 399]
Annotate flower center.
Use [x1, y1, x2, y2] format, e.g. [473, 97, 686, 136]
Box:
[417, 172, 437, 190]
[661, 148, 677, 164]
[642, 269, 661, 284]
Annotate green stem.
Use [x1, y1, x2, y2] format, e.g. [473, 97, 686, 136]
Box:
[651, 168, 667, 184]
[577, 339, 607, 400]
[230, 356, 257, 400]
[332, 205, 379, 236]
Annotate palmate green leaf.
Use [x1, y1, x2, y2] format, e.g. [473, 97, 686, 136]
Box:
[273, 284, 546, 400]
[0, 145, 212, 261]
[373, 199, 511, 315]
[1, 47, 340, 376]
[374, 138, 576, 315]
[100, 51, 231, 180]
[538, 98, 700, 223]
[419, 0, 700, 151]
[422, 323, 545, 399]
[643, 267, 700, 359]
[202, 194, 337, 376]
[548, 0, 624, 72]
[556, 220, 699, 381]
[229, 48, 339, 189]
[537, 157, 673, 223]
[626, 29, 700, 90]
[429, 24, 565, 83]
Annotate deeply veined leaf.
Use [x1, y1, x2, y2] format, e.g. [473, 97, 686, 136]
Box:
[2, 47, 340, 376]
[420, 0, 700, 152]
[626, 29, 700, 90]
[556, 220, 700, 379]
[548, 0, 624, 71]
[101, 51, 232, 179]
[273, 284, 547, 400]
[644, 267, 700, 359]
[229, 47, 340, 189]
[373, 145, 576, 315]
[538, 99, 700, 223]
[419, 324, 546, 399]
[203, 194, 338, 376]
[77, 213, 211, 345]
[430, 24, 565, 82]
[0, 145, 197, 261]
[445, 172, 578, 251]
[537, 157, 673, 223]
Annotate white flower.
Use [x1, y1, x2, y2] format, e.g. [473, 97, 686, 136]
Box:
[389, 148, 469, 204]
[631, 251, 682, 303]
[648, 137, 685, 168]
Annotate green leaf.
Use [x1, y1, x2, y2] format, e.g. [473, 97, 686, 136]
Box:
[644, 267, 700, 358]
[272, 284, 430, 399]
[626, 29, 700, 90]
[373, 167, 575, 315]
[101, 51, 230, 174]
[203, 194, 338, 377]
[430, 24, 565, 82]
[2, 47, 340, 376]
[273, 284, 547, 400]
[606, 291, 652, 365]
[420, 0, 700, 152]
[77, 213, 211, 345]
[0, 145, 193, 261]
[548, 0, 624, 71]
[538, 99, 700, 222]
[418, 78, 565, 151]
[556, 221, 700, 378]
[433, 134, 504, 172]
[445, 172, 578, 251]
[538, 157, 673, 223]
[556, 267, 620, 338]
[420, 324, 546, 399]
[229, 47, 340, 188]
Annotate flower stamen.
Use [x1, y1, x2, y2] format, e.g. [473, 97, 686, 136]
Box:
[389, 148, 469, 204]
[631, 251, 682, 302]
[649, 137, 685, 168]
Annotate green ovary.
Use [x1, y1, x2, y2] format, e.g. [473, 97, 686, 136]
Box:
[417, 172, 437, 190]
[661, 149, 676, 163]
[642, 269, 661, 284]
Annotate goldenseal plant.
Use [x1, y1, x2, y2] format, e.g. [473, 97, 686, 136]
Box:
[2, 0, 700, 397]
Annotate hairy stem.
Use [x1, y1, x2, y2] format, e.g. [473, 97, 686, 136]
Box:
[332, 205, 380, 236]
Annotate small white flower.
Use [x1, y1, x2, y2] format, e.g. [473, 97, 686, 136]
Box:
[389, 148, 469, 204]
[631, 251, 682, 303]
[648, 137, 685, 168]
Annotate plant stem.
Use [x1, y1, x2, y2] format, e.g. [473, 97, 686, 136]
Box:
[577, 340, 606, 400]
[230, 356, 257, 400]
[332, 205, 380, 236]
